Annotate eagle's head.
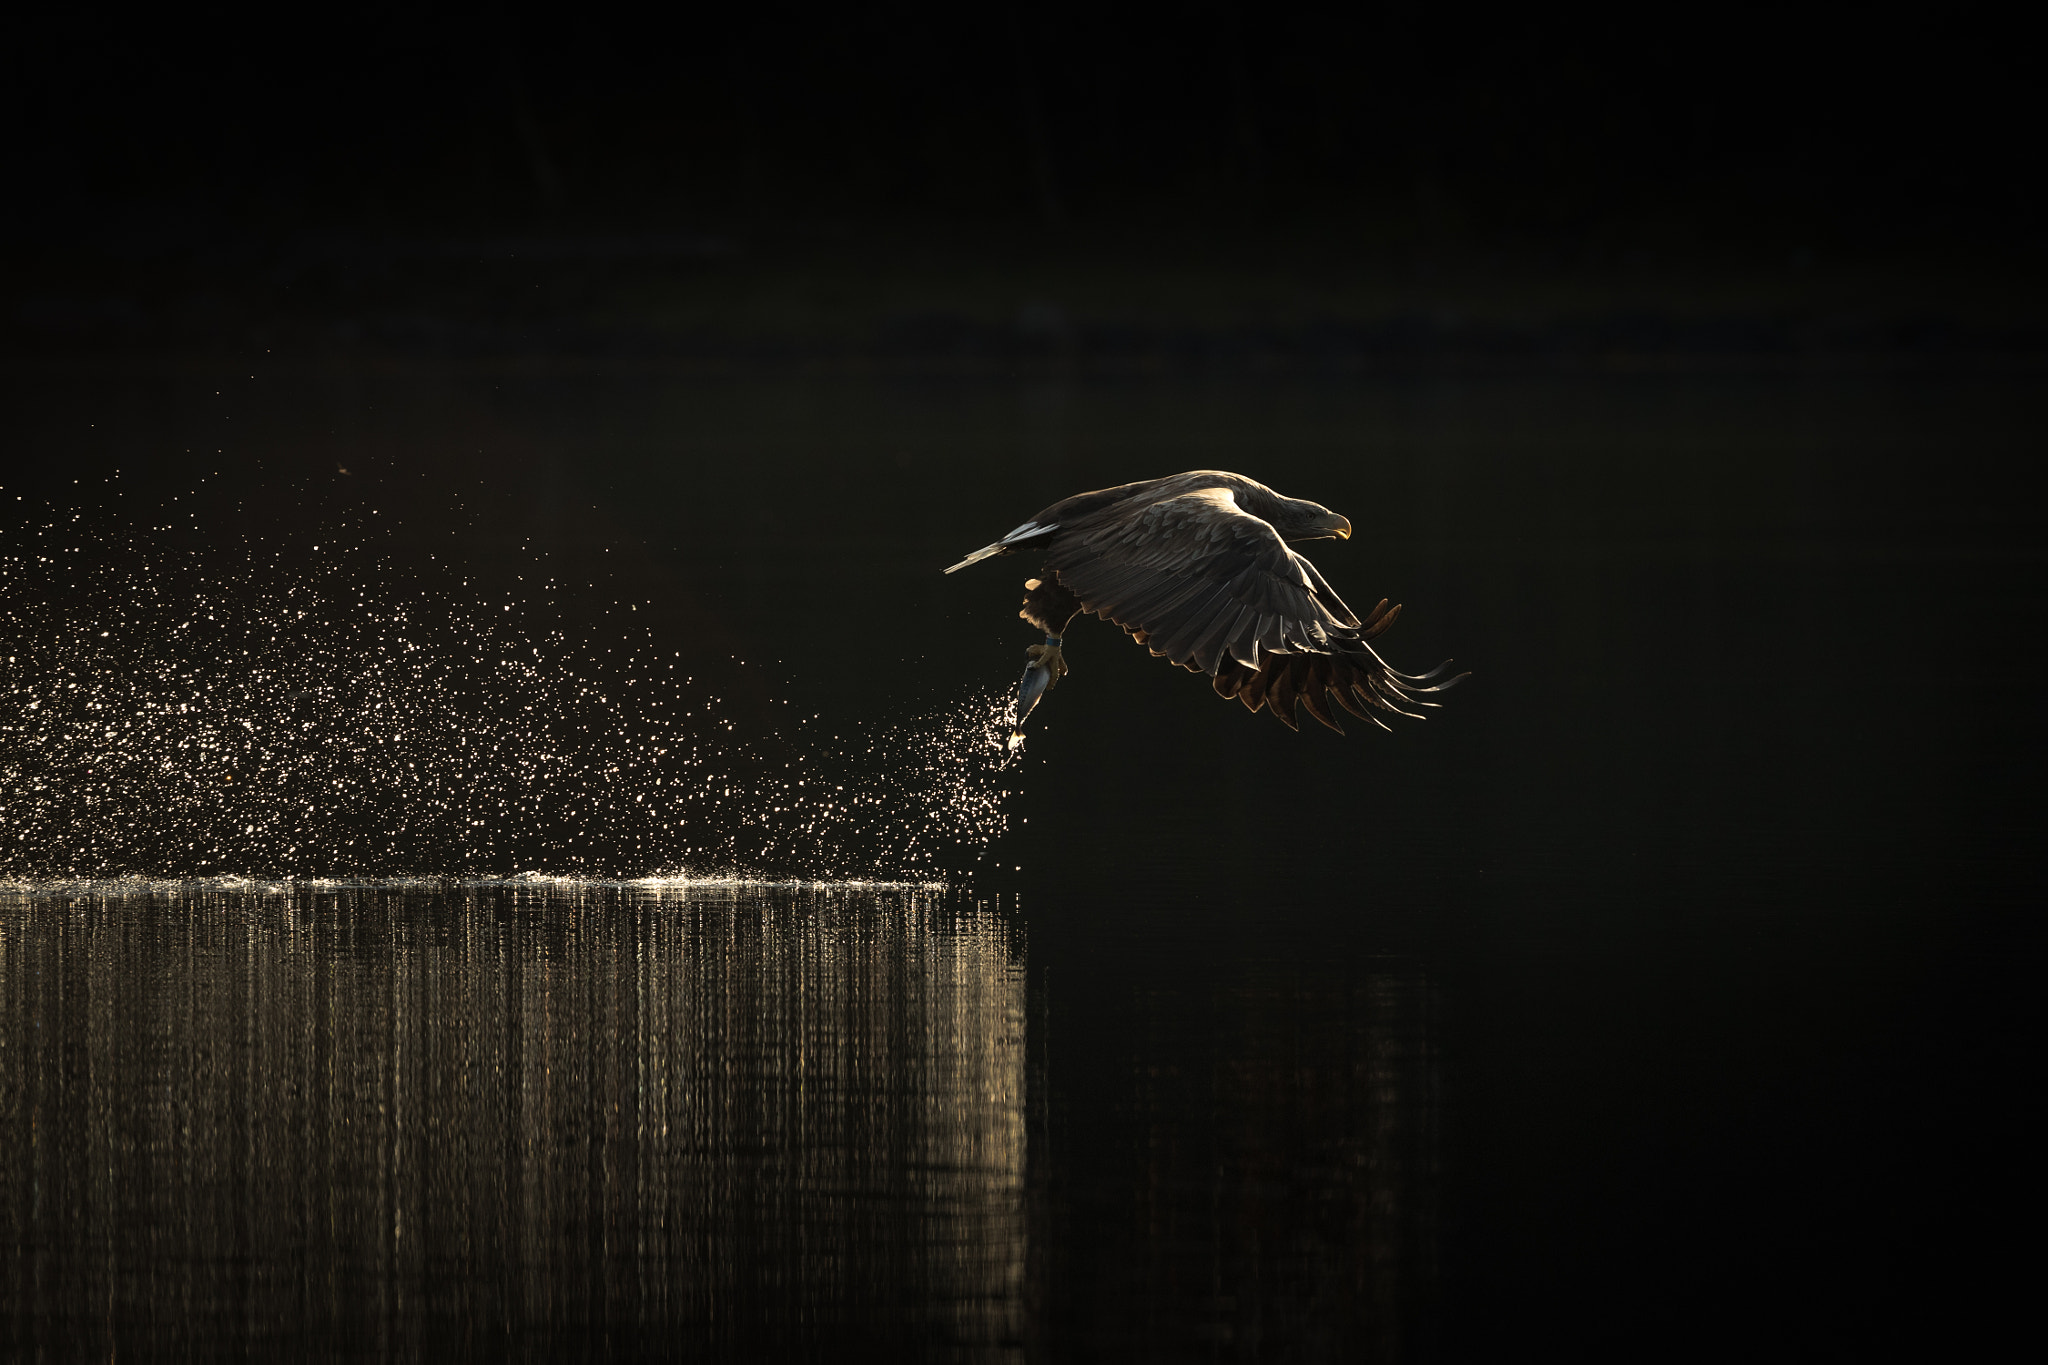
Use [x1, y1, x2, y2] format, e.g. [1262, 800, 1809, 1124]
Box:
[1270, 497, 1352, 543]
[1180, 472, 1352, 543]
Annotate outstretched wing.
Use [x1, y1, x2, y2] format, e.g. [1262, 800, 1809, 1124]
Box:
[1212, 649, 1468, 733]
[1050, 487, 1361, 675]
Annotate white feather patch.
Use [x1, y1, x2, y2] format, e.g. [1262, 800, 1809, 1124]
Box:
[944, 521, 1059, 574]
[943, 544, 1002, 574]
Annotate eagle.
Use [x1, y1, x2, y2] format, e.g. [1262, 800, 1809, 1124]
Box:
[945, 471, 1466, 737]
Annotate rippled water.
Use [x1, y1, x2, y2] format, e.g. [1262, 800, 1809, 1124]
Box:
[0, 881, 1436, 1360]
[1, 883, 1026, 1358]
[0, 366, 2036, 1359]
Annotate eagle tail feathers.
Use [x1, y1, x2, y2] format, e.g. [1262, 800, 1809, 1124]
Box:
[944, 543, 1007, 574]
[944, 521, 1059, 574]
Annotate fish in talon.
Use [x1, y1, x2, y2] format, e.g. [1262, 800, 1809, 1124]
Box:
[1007, 635, 1065, 749]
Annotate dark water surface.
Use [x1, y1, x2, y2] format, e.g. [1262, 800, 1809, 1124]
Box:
[2, 366, 2039, 1359]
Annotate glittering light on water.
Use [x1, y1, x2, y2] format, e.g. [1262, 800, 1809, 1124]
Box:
[1, 496, 1016, 884]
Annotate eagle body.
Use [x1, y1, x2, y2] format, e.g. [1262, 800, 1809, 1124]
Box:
[946, 471, 1464, 732]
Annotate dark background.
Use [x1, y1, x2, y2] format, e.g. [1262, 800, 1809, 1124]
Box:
[6, 1, 2041, 363]
[14, 1, 2030, 239]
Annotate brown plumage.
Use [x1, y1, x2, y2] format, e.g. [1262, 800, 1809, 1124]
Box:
[944, 471, 1467, 733]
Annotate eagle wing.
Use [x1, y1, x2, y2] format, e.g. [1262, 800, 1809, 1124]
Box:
[1207, 649, 1465, 733]
[1049, 485, 1466, 732]
[1051, 486, 1359, 675]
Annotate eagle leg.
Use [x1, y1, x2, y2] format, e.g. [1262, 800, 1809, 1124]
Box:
[1020, 573, 1086, 637]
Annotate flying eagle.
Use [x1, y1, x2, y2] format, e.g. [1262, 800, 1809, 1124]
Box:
[945, 471, 1466, 737]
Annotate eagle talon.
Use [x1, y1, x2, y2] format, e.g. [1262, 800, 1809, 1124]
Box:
[1024, 642, 1068, 688]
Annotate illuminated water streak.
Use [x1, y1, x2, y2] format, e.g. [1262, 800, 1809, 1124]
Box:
[0, 883, 1028, 1358]
[0, 873, 953, 898]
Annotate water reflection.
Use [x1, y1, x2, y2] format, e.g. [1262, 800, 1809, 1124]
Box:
[0, 885, 1026, 1359]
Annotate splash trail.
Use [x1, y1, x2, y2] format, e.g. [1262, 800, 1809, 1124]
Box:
[1, 493, 1013, 884]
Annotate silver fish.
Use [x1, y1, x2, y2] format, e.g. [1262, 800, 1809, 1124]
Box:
[1006, 655, 1055, 751]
